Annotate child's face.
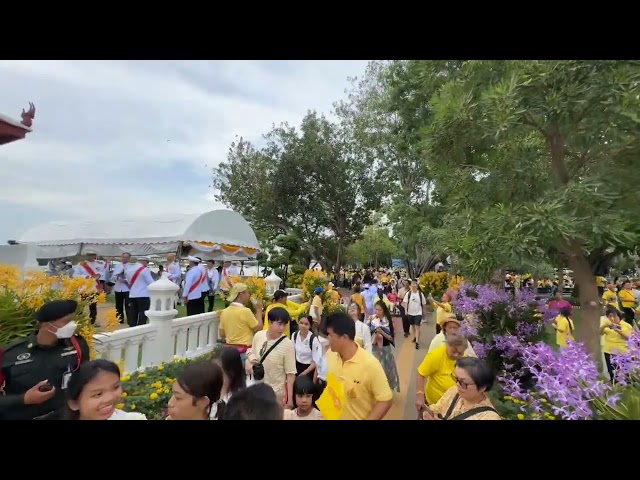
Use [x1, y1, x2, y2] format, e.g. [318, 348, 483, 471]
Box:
[296, 393, 313, 411]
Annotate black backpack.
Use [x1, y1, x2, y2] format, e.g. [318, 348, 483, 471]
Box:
[292, 331, 315, 351]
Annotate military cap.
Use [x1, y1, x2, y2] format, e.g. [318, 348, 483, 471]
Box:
[35, 299, 78, 323]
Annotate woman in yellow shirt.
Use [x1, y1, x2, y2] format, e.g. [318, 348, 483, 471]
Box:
[552, 307, 574, 348]
[415, 333, 468, 409]
[618, 281, 637, 326]
[350, 286, 366, 321]
[428, 292, 453, 335]
[600, 306, 633, 382]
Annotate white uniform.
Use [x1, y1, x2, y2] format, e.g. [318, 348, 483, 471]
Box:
[125, 262, 155, 327]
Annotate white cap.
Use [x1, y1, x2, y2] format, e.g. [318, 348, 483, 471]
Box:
[138, 255, 151, 262]
[187, 255, 201, 263]
[84, 248, 97, 255]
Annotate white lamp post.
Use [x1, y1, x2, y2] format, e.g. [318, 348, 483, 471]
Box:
[265, 271, 282, 295]
[146, 276, 179, 365]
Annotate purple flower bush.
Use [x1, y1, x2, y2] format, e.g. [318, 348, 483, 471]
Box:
[500, 340, 612, 420]
[454, 284, 550, 375]
[612, 331, 640, 386]
[453, 283, 638, 420]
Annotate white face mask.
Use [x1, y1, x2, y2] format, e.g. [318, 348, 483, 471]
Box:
[51, 321, 77, 339]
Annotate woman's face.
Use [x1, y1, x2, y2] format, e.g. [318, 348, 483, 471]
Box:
[608, 313, 621, 324]
[69, 370, 122, 420]
[348, 306, 359, 321]
[442, 293, 451, 303]
[446, 344, 466, 361]
[269, 320, 286, 336]
[452, 366, 483, 401]
[299, 318, 311, 333]
[167, 381, 208, 420]
[443, 321, 460, 335]
[374, 304, 384, 318]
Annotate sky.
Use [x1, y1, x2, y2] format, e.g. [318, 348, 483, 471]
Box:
[0, 60, 369, 243]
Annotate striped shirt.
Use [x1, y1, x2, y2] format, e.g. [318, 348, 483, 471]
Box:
[249, 331, 296, 399]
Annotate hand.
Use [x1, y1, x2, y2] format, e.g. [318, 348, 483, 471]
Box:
[415, 392, 425, 412]
[422, 409, 435, 420]
[183, 298, 188, 304]
[245, 359, 257, 376]
[255, 299, 263, 310]
[24, 380, 56, 405]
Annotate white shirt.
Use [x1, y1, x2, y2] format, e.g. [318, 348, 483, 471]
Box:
[316, 351, 329, 381]
[183, 267, 205, 301]
[354, 320, 372, 352]
[198, 264, 210, 295]
[108, 409, 147, 420]
[208, 267, 220, 292]
[293, 330, 321, 365]
[167, 262, 182, 285]
[125, 263, 155, 298]
[111, 262, 131, 293]
[404, 290, 426, 316]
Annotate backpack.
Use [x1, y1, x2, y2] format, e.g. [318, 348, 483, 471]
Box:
[293, 331, 315, 352]
[406, 290, 424, 307]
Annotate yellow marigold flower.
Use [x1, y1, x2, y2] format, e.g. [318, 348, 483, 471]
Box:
[163, 388, 170, 394]
[122, 392, 128, 397]
[131, 404, 136, 410]
[122, 375, 131, 382]
[517, 414, 525, 420]
[138, 373, 147, 378]
[116, 403, 125, 409]
[165, 378, 174, 383]
[150, 392, 159, 400]
[156, 389, 163, 394]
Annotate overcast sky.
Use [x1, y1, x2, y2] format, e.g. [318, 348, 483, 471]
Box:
[0, 60, 369, 243]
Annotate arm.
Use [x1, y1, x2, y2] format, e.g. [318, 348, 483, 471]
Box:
[416, 351, 436, 410]
[217, 315, 226, 339]
[284, 342, 297, 408]
[362, 324, 373, 353]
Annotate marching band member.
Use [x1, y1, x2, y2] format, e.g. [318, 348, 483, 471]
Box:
[182, 256, 207, 316]
[124, 256, 155, 327]
[110, 252, 132, 325]
[73, 249, 105, 325]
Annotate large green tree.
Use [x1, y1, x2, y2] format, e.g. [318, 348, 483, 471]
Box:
[212, 111, 381, 271]
[345, 223, 401, 268]
[336, 61, 462, 277]
[419, 60, 640, 358]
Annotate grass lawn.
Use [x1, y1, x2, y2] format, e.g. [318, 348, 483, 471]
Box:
[105, 294, 226, 318]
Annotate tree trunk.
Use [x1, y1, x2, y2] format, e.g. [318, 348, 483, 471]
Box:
[567, 248, 601, 367]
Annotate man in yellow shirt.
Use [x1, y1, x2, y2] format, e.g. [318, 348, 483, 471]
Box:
[326, 283, 341, 304]
[601, 284, 620, 310]
[416, 333, 468, 408]
[600, 306, 633, 381]
[218, 283, 264, 357]
[263, 289, 309, 337]
[323, 312, 393, 420]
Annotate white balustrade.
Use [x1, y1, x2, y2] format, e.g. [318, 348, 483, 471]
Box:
[93, 276, 219, 374]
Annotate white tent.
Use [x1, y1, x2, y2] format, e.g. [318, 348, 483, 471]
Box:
[16, 209, 260, 260]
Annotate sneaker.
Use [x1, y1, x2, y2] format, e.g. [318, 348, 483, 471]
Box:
[415, 342, 419, 350]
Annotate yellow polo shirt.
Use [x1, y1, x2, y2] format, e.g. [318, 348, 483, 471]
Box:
[326, 345, 393, 420]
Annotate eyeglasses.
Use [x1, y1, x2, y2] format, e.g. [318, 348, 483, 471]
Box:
[451, 373, 474, 390]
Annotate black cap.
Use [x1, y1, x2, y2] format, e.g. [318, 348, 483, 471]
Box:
[273, 289, 289, 301]
[35, 300, 78, 323]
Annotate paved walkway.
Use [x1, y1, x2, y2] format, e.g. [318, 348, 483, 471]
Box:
[337, 288, 436, 420]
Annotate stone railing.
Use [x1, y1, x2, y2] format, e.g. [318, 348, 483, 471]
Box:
[93, 277, 220, 374]
[92, 277, 307, 374]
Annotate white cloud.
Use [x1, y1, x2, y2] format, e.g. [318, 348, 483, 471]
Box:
[0, 60, 369, 241]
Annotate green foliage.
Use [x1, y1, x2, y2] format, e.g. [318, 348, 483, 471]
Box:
[212, 112, 382, 270]
[345, 223, 400, 267]
[592, 384, 640, 420]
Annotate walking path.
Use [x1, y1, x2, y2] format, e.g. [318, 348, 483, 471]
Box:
[337, 288, 435, 420]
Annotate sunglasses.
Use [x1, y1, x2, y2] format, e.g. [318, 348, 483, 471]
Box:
[451, 373, 474, 390]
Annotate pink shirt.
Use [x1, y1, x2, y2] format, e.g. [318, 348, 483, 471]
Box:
[549, 299, 572, 312]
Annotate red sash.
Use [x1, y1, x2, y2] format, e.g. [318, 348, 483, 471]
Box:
[81, 262, 103, 292]
[129, 265, 146, 288]
[188, 272, 206, 294]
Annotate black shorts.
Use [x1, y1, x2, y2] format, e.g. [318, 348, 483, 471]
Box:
[408, 314, 422, 326]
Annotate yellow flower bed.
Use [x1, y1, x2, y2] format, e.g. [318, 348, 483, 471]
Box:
[119, 348, 221, 419]
[448, 274, 464, 291]
[418, 272, 449, 298]
[301, 270, 328, 301]
[229, 275, 269, 303]
[0, 264, 118, 357]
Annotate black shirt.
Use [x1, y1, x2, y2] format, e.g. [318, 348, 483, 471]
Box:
[0, 333, 90, 420]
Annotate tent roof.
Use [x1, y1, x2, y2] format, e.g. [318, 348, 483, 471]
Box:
[17, 209, 260, 249]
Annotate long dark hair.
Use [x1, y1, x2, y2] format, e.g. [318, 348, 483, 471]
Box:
[375, 300, 395, 338]
[213, 347, 246, 394]
[64, 359, 121, 420]
[559, 306, 573, 333]
[176, 360, 224, 419]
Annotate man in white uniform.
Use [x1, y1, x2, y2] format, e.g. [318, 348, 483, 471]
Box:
[166, 253, 183, 306]
[73, 249, 106, 325]
[110, 252, 132, 325]
[125, 255, 155, 327]
[182, 256, 206, 316]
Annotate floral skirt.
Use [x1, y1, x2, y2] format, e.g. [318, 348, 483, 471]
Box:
[373, 345, 400, 392]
